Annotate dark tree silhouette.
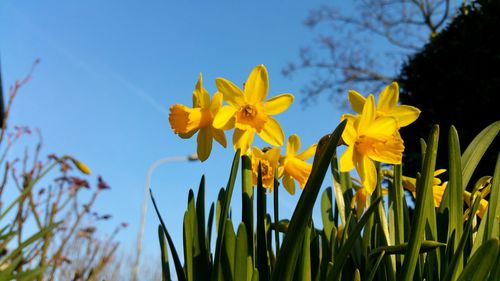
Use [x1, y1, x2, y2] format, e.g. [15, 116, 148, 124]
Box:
[398, 0, 500, 179]
[284, 0, 461, 105]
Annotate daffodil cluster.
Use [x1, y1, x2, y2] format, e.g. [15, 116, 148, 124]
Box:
[338, 82, 421, 211]
[168, 65, 317, 194]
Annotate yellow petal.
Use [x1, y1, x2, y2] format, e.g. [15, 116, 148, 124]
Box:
[213, 106, 237, 129]
[284, 157, 312, 189]
[244, 65, 269, 104]
[197, 128, 213, 162]
[210, 92, 223, 115]
[215, 78, 245, 107]
[265, 147, 281, 165]
[358, 155, 377, 194]
[389, 105, 421, 127]
[264, 94, 294, 115]
[433, 182, 447, 207]
[194, 73, 211, 108]
[233, 129, 254, 154]
[211, 127, 227, 148]
[169, 104, 212, 133]
[286, 134, 301, 156]
[358, 95, 376, 135]
[340, 145, 355, 172]
[341, 117, 358, 145]
[295, 144, 317, 161]
[363, 116, 398, 139]
[378, 82, 399, 113]
[282, 174, 296, 195]
[258, 117, 284, 147]
[348, 90, 366, 114]
[367, 134, 404, 164]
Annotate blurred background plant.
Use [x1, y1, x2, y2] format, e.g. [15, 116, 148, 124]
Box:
[0, 62, 126, 280]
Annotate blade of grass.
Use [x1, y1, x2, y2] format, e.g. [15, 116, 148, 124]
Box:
[399, 125, 439, 281]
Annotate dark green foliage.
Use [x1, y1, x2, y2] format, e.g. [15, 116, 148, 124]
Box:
[398, 0, 500, 180]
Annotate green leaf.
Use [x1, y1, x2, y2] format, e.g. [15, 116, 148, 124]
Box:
[321, 187, 335, 243]
[150, 189, 187, 281]
[370, 241, 446, 256]
[196, 176, 210, 277]
[367, 251, 385, 281]
[234, 223, 249, 281]
[158, 225, 172, 281]
[241, 155, 254, 264]
[326, 197, 383, 281]
[442, 192, 482, 281]
[272, 120, 347, 281]
[183, 211, 194, 281]
[485, 153, 500, 240]
[457, 238, 499, 281]
[213, 149, 241, 281]
[399, 125, 439, 281]
[295, 221, 312, 281]
[256, 163, 271, 281]
[461, 121, 500, 188]
[223, 219, 236, 280]
[447, 126, 464, 273]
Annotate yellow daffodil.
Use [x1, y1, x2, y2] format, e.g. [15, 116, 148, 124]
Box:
[463, 191, 489, 219]
[251, 147, 280, 190]
[347, 82, 421, 128]
[168, 74, 227, 161]
[339, 95, 404, 194]
[400, 169, 448, 207]
[278, 134, 317, 195]
[213, 65, 294, 154]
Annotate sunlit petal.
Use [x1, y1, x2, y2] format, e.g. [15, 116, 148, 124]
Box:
[211, 127, 227, 148]
[368, 135, 404, 164]
[210, 92, 223, 115]
[286, 134, 301, 156]
[378, 82, 399, 112]
[215, 78, 245, 106]
[339, 145, 355, 172]
[213, 106, 237, 129]
[296, 144, 317, 161]
[244, 65, 269, 104]
[194, 73, 211, 108]
[358, 155, 377, 194]
[264, 94, 294, 115]
[358, 95, 376, 134]
[389, 105, 421, 127]
[341, 118, 358, 145]
[284, 157, 312, 189]
[196, 128, 213, 162]
[363, 116, 398, 138]
[348, 90, 366, 114]
[258, 117, 284, 147]
[233, 128, 254, 154]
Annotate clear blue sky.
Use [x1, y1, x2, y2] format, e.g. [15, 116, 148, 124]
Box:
[1, 0, 356, 261]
